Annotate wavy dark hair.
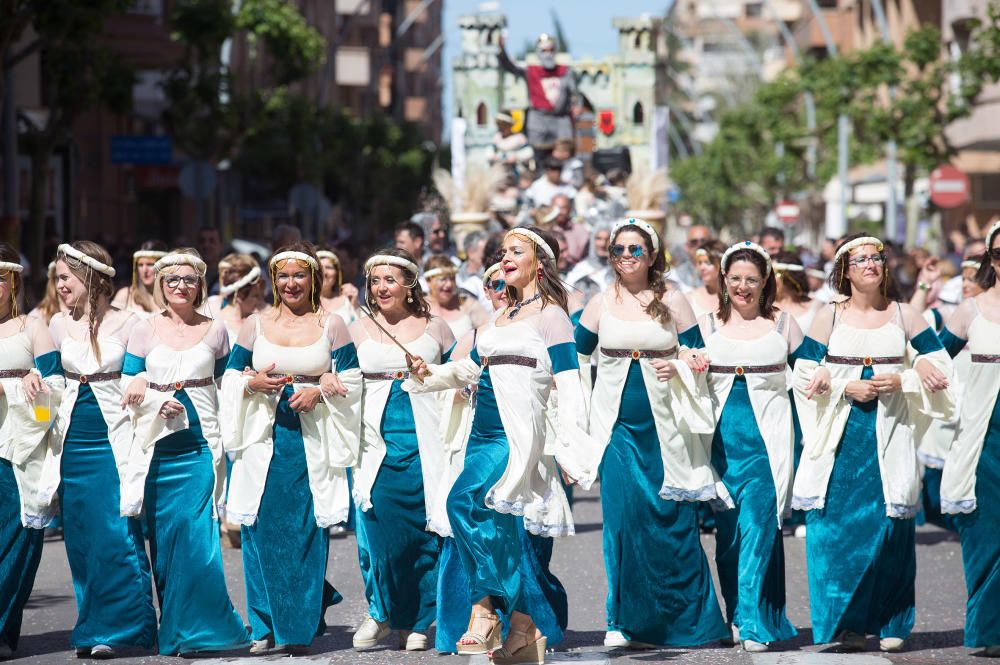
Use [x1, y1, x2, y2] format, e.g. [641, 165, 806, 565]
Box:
[773, 250, 810, 304]
[716, 247, 777, 323]
[609, 223, 672, 325]
[0, 242, 22, 319]
[502, 226, 568, 313]
[268, 241, 323, 313]
[364, 247, 431, 319]
[830, 232, 892, 297]
[57, 241, 116, 362]
[976, 226, 1000, 290]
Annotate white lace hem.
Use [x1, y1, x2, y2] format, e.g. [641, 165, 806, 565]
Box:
[315, 508, 350, 529]
[484, 487, 552, 517]
[659, 483, 719, 503]
[120, 500, 143, 518]
[887, 503, 917, 519]
[426, 518, 453, 538]
[226, 510, 258, 527]
[22, 511, 53, 530]
[917, 451, 945, 470]
[941, 497, 976, 515]
[524, 517, 574, 538]
[791, 495, 825, 511]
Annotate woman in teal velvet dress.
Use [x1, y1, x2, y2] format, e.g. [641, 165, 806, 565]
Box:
[221, 242, 361, 656]
[792, 234, 954, 653]
[575, 220, 727, 649]
[0, 247, 65, 659]
[699, 242, 803, 653]
[939, 224, 1000, 656]
[51, 242, 157, 659]
[119, 250, 249, 656]
[348, 249, 454, 651]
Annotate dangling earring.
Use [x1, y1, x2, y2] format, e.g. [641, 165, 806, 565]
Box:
[537, 266, 543, 281]
[723, 290, 729, 304]
[407, 290, 414, 303]
[759, 293, 764, 307]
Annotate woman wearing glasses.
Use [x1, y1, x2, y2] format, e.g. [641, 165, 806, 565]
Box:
[939, 220, 1000, 656]
[0, 243, 65, 660]
[423, 254, 489, 339]
[697, 242, 803, 653]
[50, 242, 157, 658]
[220, 242, 362, 656]
[792, 233, 953, 652]
[118, 250, 250, 656]
[574, 219, 726, 649]
[348, 249, 454, 652]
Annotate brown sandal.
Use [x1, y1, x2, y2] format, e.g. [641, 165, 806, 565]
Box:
[456, 612, 502, 655]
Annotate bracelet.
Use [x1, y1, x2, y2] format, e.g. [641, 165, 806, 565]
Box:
[244, 382, 256, 396]
[917, 281, 930, 291]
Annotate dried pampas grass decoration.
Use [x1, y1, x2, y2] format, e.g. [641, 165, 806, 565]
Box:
[433, 164, 507, 215]
[625, 165, 669, 213]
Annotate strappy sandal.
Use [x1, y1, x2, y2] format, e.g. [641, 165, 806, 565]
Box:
[456, 612, 502, 655]
[490, 628, 547, 665]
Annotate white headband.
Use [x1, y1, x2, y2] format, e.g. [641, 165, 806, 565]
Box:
[611, 217, 660, 252]
[987, 220, 1000, 251]
[0, 261, 24, 273]
[154, 253, 207, 275]
[720, 241, 772, 277]
[133, 250, 167, 260]
[505, 228, 556, 260]
[316, 250, 339, 264]
[833, 236, 884, 266]
[57, 244, 116, 277]
[962, 260, 980, 270]
[220, 266, 262, 296]
[270, 251, 319, 270]
[364, 254, 420, 276]
[772, 262, 805, 273]
[806, 268, 827, 280]
[47, 261, 55, 277]
[423, 266, 457, 280]
[482, 263, 503, 285]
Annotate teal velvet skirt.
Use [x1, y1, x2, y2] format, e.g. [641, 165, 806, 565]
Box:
[60, 384, 157, 649]
[143, 390, 249, 654]
[355, 381, 441, 631]
[241, 385, 340, 647]
[710, 377, 796, 644]
[954, 393, 1000, 648]
[0, 458, 43, 651]
[805, 368, 915, 644]
[601, 361, 727, 646]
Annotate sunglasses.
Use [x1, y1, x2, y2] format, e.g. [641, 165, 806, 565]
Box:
[990, 248, 1000, 261]
[611, 244, 645, 259]
[488, 278, 506, 293]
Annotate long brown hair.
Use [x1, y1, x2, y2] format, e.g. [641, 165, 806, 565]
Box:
[976, 225, 999, 290]
[269, 241, 322, 313]
[58, 241, 116, 363]
[504, 226, 568, 313]
[364, 247, 431, 319]
[773, 250, 810, 304]
[716, 247, 778, 323]
[830, 233, 892, 297]
[0, 242, 22, 320]
[609, 223, 672, 325]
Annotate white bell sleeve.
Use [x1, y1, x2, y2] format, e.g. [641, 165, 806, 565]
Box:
[323, 315, 363, 467]
[899, 305, 955, 421]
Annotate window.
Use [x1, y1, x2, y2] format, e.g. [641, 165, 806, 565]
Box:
[476, 102, 488, 126]
[745, 3, 763, 18]
[632, 101, 644, 126]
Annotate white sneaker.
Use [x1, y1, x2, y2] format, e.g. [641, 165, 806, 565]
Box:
[837, 631, 866, 651]
[743, 639, 769, 653]
[249, 637, 274, 654]
[89, 644, 115, 659]
[400, 631, 428, 651]
[880, 637, 905, 652]
[794, 524, 807, 538]
[353, 617, 390, 649]
[604, 631, 630, 648]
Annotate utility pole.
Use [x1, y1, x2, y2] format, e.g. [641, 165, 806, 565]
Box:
[870, 0, 899, 243]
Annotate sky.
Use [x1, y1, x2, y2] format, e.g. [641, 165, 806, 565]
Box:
[441, 0, 675, 139]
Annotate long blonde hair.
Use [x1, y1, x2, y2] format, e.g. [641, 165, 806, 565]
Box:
[58, 241, 115, 363]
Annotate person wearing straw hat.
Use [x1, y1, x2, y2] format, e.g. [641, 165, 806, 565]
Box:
[111, 241, 169, 317]
[347, 248, 455, 651]
[938, 220, 1000, 657]
[486, 112, 533, 174]
[49, 241, 156, 659]
[0, 242, 65, 660]
[219, 241, 362, 656]
[697, 241, 804, 652]
[792, 233, 954, 653]
[118, 249, 250, 656]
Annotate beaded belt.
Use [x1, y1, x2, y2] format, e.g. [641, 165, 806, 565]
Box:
[971, 354, 1000, 364]
[480, 355, 537, 369]
[65, 371, 122, 384]
[148, 377, 215, 392]
[709, 363, 785, 376]
[363, 370, 410, 381]
[0, 369, 30, 379]
[602, 346, 677, 360]
[265, 373, 322, 384]
[825, 355, 904, 366]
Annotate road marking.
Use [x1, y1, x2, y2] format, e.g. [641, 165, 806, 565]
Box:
[752, 652, 893, 665]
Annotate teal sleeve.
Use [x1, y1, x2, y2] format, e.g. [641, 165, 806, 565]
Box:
[214, 356, 227, 379]
[911, 327, 945, 355]
[442, 341, 456, 364]
[548, 342, 579, 374]
[574, 325, 598, 355]
[34, 350, 63, 378]
[332, 342, 360, 371]
[938, 327, 967, 358]
[227, 344, 253, 372]
[795, 336, 827, 364]
[122, 352, 146, 376]
[677, 325, 705, 349]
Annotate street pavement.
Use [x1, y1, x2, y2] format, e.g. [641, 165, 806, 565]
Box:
[14, 486, 977, 664]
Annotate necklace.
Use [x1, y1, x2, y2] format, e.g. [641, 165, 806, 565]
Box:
[507, 292, 542, 319]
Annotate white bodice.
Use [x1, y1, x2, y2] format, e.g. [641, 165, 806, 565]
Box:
[598, 308, 677, 351]
[827, 318, 906, 360]
[61, 335, 127, 375]
[358, 331, 441, 373]
[704, 319, 789, 368]
[252, 326, 331, 376]
[0, 330, 34, 371]
[966, 312, 1000, 354]
[444, 313, 474, 340]
[146, 342, 216, 382]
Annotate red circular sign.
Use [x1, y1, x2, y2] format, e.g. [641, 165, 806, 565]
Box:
[775, 200, 800, 225]
[929, 164, 970, 208]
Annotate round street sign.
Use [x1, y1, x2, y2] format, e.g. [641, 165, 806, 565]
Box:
[929, 164, 970, 209]
[775, 200, 800, 225]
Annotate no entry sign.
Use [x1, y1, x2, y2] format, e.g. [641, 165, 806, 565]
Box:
[929, 164, 970, 208]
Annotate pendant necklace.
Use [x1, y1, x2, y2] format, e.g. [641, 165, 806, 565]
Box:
[507, 292, 542, 319]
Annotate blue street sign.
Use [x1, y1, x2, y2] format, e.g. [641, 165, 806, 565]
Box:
[668, 187, 680, 203]
[110, 136, 173, 165]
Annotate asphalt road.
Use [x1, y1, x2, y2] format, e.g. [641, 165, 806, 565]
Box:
[13, 486, 977, 664]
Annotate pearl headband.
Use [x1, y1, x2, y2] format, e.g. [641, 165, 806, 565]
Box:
[611, 217, 660, 252]
[133, 250, 167, 260]
[0, 261, 24, 273]
[423, 266, 457, 280]
[316, 250, 339, 264]
[220, 266, 262, 296]
[772, 262, 805, 273]
[505, 228, 556, 261]
[482, 263, 503, 285]
[720, 241, 772, 277]
[833, 236, 884, 266]
[57, 244, 116, 277]
[270, 251, 319, 271]
[962, 260, 980, 270]
[364, 254, 420, 276]
[154, 253, 207, 275]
